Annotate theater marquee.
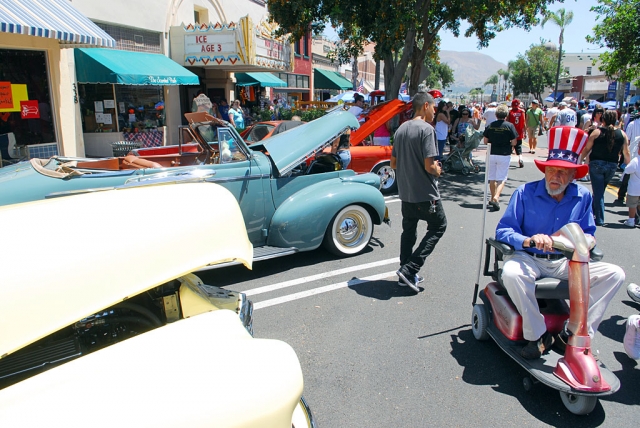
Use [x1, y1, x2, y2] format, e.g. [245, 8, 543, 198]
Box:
[170, 16, 293, 72]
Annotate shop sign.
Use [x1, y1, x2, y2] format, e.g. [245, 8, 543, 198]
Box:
[145, 75, 178, 85]
[20, 100, 40, 119]
[171, 16, 292, 71]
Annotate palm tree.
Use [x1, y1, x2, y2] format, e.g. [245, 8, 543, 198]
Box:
[542, 8, 574, 103]
[484, 74, 499, 95]
[496, 69, 506, 100]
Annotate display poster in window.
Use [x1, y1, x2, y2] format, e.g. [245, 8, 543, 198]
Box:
[104, 100, 115, 109]
[94, 101, 104, 113]
[20, 100, 40, 119]
[129, 113, 137, 123]
[119, 102, 125, 113]
[0, 81, 13, 109]
[102, 113, 113, 125]
[95, 113, 106, 123]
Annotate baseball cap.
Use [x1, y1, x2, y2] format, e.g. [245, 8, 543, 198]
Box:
[578, 100, 585, 107]
[511, 99, 520, 107]
[559, 101, 568, 107]
[489, 102, 497, 107]
[531, 99, 539, 104]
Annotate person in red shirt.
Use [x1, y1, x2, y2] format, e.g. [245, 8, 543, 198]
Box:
[507, 99, 526, 168]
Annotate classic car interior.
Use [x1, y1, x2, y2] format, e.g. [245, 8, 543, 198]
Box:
[0, 275, 251, 390]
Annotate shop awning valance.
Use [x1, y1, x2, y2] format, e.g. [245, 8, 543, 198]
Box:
[0, 0, 116, 47]
[75, 48, 199, 85]
[314, 68, 352, 90]
[235, 72, 287, 87]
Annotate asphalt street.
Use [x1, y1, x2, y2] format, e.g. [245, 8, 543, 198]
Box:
[201, 132, 639, 427]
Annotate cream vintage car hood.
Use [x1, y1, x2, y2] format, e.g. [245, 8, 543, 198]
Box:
[0, 310, 303, 427]
[0, 183, 252, 359]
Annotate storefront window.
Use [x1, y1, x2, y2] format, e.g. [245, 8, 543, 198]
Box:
[78, 84, 164, 133]
[0, 49, 55, 147]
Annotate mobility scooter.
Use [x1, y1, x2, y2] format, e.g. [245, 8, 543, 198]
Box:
[471, 223, 620, 415]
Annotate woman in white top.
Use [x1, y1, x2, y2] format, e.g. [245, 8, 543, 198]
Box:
[434, 100, 450, 161]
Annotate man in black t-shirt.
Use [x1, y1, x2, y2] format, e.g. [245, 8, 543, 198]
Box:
[483, 104, 518, 211]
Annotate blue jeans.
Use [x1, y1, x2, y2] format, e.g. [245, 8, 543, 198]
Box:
[337, 150, 351, 170]
[436, 139, 447, 161]
[589, 160, 617, 225]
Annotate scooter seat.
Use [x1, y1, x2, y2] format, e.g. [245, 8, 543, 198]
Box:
[535, 278, 569, 299]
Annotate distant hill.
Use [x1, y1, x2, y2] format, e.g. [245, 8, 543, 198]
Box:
[439, 50, 507, 94]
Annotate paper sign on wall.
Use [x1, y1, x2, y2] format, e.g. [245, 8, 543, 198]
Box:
[0, 82, 13, 109]
[104, 100, 115, 109]
[119, 102, 125, 113]
[94, 101, 104, 113]
[102, 113, 113, 125]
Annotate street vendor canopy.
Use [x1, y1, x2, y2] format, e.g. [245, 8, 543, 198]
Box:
[544, 92, 564, 103]
[74, 48, 199, 85]
[314, 68, 353, 90]
[0, 0, 116, 47]
[235, 72, 287, 87]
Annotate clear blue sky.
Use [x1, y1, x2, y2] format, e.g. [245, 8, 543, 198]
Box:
[439, 0, 605, 65]
[322, 0, 606, 65]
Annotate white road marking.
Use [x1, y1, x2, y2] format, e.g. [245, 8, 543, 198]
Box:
[384, 195, 401, 204]
[254, 271, 398, 309]
[245, 257, 399, 296]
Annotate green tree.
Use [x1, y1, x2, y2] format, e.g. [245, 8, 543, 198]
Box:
[267, 0, 555, 99]
[509, 43, 557, 101]
[541, 8, 574, 101]
[422, 59, 455, 90]
[587, 0, 640, 84]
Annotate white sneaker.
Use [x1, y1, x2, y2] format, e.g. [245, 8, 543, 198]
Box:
[623, 315, 640, 360]
[623, 218, 636, 228]
[628, 283, 640, 303]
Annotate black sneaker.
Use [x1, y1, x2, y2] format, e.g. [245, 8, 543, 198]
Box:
[396, 270, 419, 292]
[521, 332, 554, 359]
[518, 160, 524, 168]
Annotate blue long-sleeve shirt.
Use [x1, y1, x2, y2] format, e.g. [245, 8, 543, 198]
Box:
[496, 179, 596, 254]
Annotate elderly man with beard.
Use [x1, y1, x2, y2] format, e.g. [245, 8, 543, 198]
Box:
[495, 126, 624, 360]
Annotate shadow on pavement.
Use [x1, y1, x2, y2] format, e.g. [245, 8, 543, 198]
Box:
[199, 244, 375, 287]
[348, 278, 422, 299]
[449, 328, 607, 426]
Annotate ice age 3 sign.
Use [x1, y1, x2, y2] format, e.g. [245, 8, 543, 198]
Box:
[170, 16, 293, 71]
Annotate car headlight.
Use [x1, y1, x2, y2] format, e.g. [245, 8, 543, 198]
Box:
[238, 293, 254, 336]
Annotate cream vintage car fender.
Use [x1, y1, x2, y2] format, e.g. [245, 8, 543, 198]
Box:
[0, 182, 252, 359]
[0, 310, 304, 427]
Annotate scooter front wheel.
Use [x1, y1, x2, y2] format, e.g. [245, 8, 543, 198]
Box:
[471, 304, 489, 341]
[559, 391, 598, 415]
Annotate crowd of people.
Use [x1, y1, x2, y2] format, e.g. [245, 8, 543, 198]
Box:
[389, 91, 639, 362]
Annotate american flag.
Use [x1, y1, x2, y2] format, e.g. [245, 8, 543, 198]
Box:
[357, 79, 365, 93]
[400, 82, 407, 94]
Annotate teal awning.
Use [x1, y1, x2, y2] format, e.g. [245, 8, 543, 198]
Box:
[235, 72, 287, 87]
[74, 48, 199, 85]
[314, 68, 352, 90]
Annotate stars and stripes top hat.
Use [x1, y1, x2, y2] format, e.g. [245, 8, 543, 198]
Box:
[534, 126, 589, 179]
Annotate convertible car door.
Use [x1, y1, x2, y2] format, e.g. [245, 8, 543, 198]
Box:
[204, 128, 270, 246]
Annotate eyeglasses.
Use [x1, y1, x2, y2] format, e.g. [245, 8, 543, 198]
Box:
[462, 113, 469, 116]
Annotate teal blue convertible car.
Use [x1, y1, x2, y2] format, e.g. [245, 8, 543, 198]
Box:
[0, 111, 388, 259]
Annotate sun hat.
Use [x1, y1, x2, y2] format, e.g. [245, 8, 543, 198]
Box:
[511, 99, 520, 107]
[534, 126, 589, 179]
[531, 99, 539, 104]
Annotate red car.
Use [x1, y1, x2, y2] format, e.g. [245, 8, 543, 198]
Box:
[243, 99, 410, 194]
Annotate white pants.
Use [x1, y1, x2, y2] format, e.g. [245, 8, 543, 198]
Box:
[501, 251, 624, 341]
